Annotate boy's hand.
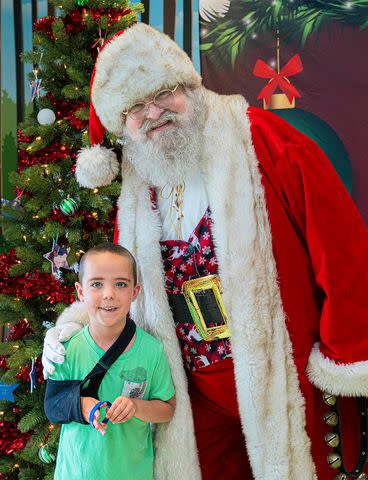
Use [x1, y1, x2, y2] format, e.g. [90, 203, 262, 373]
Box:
[81, 397, 108, 436]
[106, 396, 136, 424]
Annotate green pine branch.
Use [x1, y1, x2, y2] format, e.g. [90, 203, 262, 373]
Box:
[201, 0, 368, 67]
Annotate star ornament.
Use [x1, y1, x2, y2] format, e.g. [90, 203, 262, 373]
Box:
[0, 382, 19, 402]
[43, 238, 72, 279]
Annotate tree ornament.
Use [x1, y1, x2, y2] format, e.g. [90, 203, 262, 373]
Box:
[1, 193, 22, 209]
[60, 196, 80, 216]
[30, 68, 42, 101]
[29, 358, 37, 393]
[0, 382, 18, 402]
[37, 108, 56, 125]
[38, 444, 55, 464]
[43, 236, 72, 279]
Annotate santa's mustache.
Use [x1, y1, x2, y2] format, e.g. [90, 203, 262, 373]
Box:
[140, 111, 177, 135]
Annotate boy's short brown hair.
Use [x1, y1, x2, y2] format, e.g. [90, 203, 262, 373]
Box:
[78, 242, 138, 285]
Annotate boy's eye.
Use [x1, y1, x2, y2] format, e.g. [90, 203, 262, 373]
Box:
[116, 281, 128, 288]
[90, 281, 102, 288]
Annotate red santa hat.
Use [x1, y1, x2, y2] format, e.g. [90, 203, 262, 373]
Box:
[76, 23, 202, 189]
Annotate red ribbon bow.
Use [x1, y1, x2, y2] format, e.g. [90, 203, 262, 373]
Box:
[253, 54, 303, 106]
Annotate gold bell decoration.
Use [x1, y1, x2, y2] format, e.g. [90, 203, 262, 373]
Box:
[323, 392, 337, 406]
[325, 432, 340, 448]
[334, 474, 348, 480]
[358, 473, 368, 480]
[327, 453, 342, 469]
[324, 411, 339, 427]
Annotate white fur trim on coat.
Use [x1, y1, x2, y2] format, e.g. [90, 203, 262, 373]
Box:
[307, 342, 368, 396]
[76, 144, 119, 188]
[92, 23, 202, 136]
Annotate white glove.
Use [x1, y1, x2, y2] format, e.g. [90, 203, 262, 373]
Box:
[42, 321, 83, 379]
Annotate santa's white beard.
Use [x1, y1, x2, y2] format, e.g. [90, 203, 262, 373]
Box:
[123, 89, 206, 188]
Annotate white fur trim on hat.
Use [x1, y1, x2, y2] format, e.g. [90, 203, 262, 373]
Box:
[92, 23, 202, 136]
[76, 144, 119, 188]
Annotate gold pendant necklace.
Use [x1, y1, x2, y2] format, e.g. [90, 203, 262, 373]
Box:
[160, 182, 186, 240]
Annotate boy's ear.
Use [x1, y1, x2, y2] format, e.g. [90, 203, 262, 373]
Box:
[132, 284, 141, 302]
[75, 282, 84, 302]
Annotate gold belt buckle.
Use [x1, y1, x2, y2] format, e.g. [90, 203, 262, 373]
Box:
[181, 275, 231, 341]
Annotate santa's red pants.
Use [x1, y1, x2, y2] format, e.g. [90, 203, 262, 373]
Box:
[188, 357, 254, 480]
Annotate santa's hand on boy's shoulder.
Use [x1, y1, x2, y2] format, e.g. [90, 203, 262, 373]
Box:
[81, 397, 108, 436]
[42, 321, 84, 379]
[106, 396, 136, 424]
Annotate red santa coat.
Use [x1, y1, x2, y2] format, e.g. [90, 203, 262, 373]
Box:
[62, 89, 368, 479]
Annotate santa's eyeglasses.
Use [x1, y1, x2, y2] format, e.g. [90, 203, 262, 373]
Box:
[123, 84, 180, 121]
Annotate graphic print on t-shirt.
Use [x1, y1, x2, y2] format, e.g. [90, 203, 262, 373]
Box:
[120, 367, 147, 399]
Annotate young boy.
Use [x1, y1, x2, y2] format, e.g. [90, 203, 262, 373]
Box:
[44, 242, 176, 480]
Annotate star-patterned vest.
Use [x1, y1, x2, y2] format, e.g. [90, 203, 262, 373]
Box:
[160, 207, 232, 371]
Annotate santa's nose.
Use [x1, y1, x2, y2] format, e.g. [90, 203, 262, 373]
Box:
[146, 102, 165, 120]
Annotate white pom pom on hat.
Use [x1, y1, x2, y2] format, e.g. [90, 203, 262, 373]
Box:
[75, 23, 202, 189]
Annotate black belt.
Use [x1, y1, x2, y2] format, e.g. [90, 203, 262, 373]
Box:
[168, 294, 193, 324]
[168, 292, 226, 328]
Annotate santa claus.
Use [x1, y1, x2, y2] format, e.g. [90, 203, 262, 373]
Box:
[42, 23, 368, 480]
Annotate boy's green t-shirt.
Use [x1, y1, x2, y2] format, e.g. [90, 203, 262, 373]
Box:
[50, 325, 175, 480]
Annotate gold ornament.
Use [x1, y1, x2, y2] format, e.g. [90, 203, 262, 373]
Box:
[323, 392, 337, 406]
[327, 453, 342, 469]
[358, 474, 368, 480]
[334, 474, 348, 480]
[325, 432, 340, 448]
[324, 411, 339, 426]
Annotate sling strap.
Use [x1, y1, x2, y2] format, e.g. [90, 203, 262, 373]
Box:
[81, 318, 136, 398]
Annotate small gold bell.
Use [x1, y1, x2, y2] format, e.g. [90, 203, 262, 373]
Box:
[324, 411, 339, 426]
[358, 473, 368, 480]
[325, 432, 340, 448]
[323, 392, 337, 406]
[327, 453, 342, 469]
[334, 474, 348, 480]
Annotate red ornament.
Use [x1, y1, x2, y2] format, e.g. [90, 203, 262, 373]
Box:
[0, 355, 9, 370]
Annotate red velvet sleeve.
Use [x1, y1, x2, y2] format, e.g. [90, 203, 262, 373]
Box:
[249, 106, 368, 367]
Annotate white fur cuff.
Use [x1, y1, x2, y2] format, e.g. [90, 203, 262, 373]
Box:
[76, 144, 119, 188]
[307, 342, 368, 396]
[56, 301, 89, 328]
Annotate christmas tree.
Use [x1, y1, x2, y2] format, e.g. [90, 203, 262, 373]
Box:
[0, 0, 143, 478]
